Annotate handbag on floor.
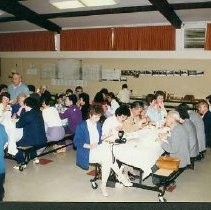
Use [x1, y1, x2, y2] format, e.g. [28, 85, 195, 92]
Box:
[156, 156, 181, 171]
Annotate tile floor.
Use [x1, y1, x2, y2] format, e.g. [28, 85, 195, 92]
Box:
[3, 148, 211, 202]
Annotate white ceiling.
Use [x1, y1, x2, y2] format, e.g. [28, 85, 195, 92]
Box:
[0, 0, 211, 33]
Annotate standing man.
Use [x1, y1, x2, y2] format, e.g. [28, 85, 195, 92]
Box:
[117, 84, 131, 104]
[7, 73, 29, 104]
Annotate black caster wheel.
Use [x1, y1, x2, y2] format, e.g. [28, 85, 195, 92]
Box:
[91, 181, 98, 189]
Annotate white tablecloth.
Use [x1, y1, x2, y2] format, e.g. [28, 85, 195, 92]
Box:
[113, 128, 164, 179]
[0, 111, 23, 155]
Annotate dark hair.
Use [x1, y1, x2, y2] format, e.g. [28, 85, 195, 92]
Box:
[28, 85, 36, 92]
[66, 89, 73, 95]
[206, 95, 211, 104]
[75, 86, 83, 92]
[55, 93, 65, 101]
[93, 92, 105, 104]
[0, 92, 10, 101]
[145, 94, 155, 106]
[122, 84, 128, 89]
[88, 104, 104, 117]
[155, 91, 166, 100]
[176, 103, 190, 119]
[130, 101, 144, 109]
[67, 94, 77, 105]
[79, 92, 90, 105]
[42, 97, 55, 107]
[99, 88, 109, 95]
[24, 97, 38, 109]
[115, 105, 131, 117]
[108, 92, 116, 99]
[198, 100, 209, 109]
[0, 84, 7, 92]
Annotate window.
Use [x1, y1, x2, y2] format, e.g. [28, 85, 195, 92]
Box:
[184, 28, 205, 49]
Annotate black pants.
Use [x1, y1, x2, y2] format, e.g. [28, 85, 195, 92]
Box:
[15, 149, 37, 164]
[0, 173, 5, 201]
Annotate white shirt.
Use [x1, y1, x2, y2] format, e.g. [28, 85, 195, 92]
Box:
[117, 88, 131, 103]
[102, 115, 122, 140]
[106, 99, 120, 117]
[87, 119, 99, 145]
[42, 107, 63, 131]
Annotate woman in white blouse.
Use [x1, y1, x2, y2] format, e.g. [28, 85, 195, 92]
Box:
[74, 105, 132, 197]
[105, 92, 120, 117]
[42, 98, 65, 142]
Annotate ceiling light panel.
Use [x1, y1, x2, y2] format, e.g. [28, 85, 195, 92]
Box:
[49, 0, 85, 9]
[81, 0, 117, 7]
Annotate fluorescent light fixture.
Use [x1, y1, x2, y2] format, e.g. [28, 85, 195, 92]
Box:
[0, 10, 4, 16]
[50, 0, 85, 9]
[81, 0, 117, 7]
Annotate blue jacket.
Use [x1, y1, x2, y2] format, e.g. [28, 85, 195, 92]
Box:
[73, 121, 102, 170]
[16, 109, 47, 147]
[0, 124, 8, 174]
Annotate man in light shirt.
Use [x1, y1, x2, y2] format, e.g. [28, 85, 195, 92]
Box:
[7, 73, 29, 104]
[117, 84, 131, 104]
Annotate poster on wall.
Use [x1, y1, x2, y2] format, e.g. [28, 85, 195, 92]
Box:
[26, 64, 38, 75]
[102, 69, 121, 81]
[121, 69, 204, 77]
[41, 63, 56, 79]
[82, 64, 102, 81]
[57, 59, 81, 80]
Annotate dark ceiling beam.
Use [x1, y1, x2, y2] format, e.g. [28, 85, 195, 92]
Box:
[148, 0, 182, 29]
[1, 1, 211, 24]
[0, 0, 61, 33]
[172, 1, 211, 10]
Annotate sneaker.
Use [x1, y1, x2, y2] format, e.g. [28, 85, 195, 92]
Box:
[117, 174, 133, 187]
[100, 185, 109, 197]
[33, 158, 40, 164]
[13, 164, 26, 170]
[115, 182, 124, 189]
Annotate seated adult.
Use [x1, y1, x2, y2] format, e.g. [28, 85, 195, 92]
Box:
[102, 105, 131, 143]
[11, 93, 27, 119]
[78, 92, 90, 121]
[146, 91, 167, 127]
[59, 94, 82, 135]
[122, 101, 145, 133]
[158, 111, 190, 170]
[14, 97, 47, 169]
[74, 105, 132, 197]
[0, 84, 7, 95]
[65, 88, 73, 97]
[93, 91, 108, 124]
[198, 100, 211, 149]
[40, 85, 51, 102]
[177, 103, 199, 169]
[55, 93, 66, 113]
[0, 92, 11, 118]
[106, 92, 120, 117]
[41, 98, 65, 142]
[188, 109, 206, 159]
[28, 84, 40, 105]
